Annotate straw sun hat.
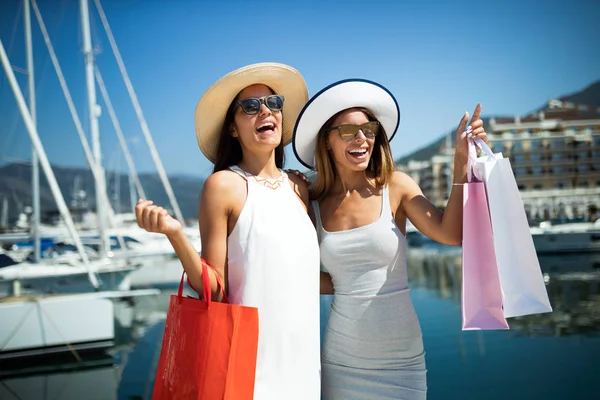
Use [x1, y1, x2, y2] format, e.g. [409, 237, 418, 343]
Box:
[194, 62, 309, 163]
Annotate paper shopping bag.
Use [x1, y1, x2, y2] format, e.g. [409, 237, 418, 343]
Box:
[462, 139, 509, 330]
[472, 138, 553, 318]
[152, 259, 259, 399]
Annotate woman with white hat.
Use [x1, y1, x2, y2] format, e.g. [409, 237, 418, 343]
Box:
[292, 79, 487, 399]
[136, 63, 321, 399]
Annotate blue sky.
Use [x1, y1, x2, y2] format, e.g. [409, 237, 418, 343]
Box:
[1, 0, 599, 179]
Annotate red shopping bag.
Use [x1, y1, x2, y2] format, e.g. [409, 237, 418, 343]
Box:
[152, 259, 259, 399]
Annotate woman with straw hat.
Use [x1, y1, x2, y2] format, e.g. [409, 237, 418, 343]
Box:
[292, 78, 487, 399]
[136, 63, 321, 399]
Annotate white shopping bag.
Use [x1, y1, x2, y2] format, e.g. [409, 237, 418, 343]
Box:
[472, 138, 553, 318]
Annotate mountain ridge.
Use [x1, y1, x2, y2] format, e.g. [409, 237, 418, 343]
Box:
[2, 79, 599, 226]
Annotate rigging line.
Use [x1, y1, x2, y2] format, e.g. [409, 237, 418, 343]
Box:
[6, 0, 23, 59]
[0, 109, 23, 164]
[30, 0, 118, 227]
[95, 64, 147, 199]
[38, 301, 83, 363]
[93, 0, 185, 225]
[10, 65, 27, 74]
[34, 0, 71, 99]
[0, 380, 24, 400]
[0, 299, 36, 350]
[1, 0, 77, 167]
[89, 2, 103, 55]
[0, 0, 22, 97]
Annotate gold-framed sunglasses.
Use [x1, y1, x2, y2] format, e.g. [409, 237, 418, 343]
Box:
[328, 121, 380, 142]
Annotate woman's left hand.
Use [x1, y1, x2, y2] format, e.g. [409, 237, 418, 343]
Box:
[285, 169, 311, 185]
[455, 103, 488, 158]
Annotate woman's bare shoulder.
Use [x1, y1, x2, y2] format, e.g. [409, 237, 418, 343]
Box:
[202, 170, 247, 207]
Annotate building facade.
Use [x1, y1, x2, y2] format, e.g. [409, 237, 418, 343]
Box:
[397, 137, 455, 208]
[488, 101, 600, 223]
[397, 99, 600, 224]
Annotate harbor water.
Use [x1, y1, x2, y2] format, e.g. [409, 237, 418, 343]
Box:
[1, 251, 598, 400]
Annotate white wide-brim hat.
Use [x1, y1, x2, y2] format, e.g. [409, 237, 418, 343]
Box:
[195, 62, 309, 164]
[292, 79, 400, 169]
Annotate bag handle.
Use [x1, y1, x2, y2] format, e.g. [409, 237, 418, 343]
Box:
[466, 131, 497, 182]
[467, 136, 478, 183]
[473, 136, 496, 159]
[177, 259, 230, 306]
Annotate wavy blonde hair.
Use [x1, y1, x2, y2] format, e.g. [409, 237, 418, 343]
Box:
[310, 107, 395, 200]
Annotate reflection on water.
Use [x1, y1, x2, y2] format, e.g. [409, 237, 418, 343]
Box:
[0, 251, 598, 399]
[405, 249, 599, 399]
[407, 249, 600, 337]
[0, 355, 117, 399]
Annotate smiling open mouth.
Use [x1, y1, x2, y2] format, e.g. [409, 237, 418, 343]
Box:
[256, 122, 275, 134]
[348, 148, 368, 159]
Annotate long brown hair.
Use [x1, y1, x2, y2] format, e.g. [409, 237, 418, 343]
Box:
[311, 107, 395, 200]
[213, 87, 285, 173]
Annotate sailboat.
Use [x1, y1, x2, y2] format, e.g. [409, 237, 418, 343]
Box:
[0, 0, 165, 360]
[0, 0, 201, 296]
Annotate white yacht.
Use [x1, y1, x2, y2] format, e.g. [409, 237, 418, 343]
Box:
[531, 219, 600, 254]
[0, 248, 138, 296]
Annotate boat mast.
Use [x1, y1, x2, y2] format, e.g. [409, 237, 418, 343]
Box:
[0, 39, 100, 289]
[80, 0, 110, 257]
[24, 0, 41, 262]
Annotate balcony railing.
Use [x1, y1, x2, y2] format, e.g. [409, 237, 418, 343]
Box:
[514, 170, 600, 181]
[489, 128, 600, 141]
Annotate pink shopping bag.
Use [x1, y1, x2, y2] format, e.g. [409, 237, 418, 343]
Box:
[462, 138, 509, 330]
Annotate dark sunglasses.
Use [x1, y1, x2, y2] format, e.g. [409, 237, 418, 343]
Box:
[234, 95, 284, 115]
[328, 121, 380, 142]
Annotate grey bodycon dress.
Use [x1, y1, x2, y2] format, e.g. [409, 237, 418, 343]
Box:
[314, 186, 427, 400]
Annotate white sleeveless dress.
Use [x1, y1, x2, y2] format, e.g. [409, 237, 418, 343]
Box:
[227, 166, 321, 400]
[314, 186, 427, 400]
